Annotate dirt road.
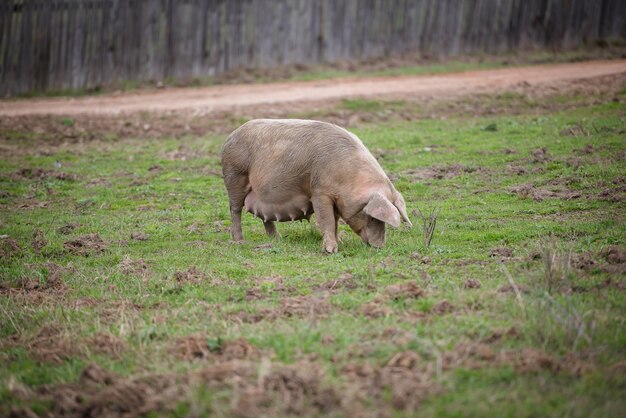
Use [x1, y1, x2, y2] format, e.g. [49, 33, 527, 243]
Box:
[1, 60, 625, 117]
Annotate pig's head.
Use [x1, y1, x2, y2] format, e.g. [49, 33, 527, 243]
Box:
[345, 191, 412, 248]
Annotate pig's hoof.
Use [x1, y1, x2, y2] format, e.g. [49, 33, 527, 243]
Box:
[324, 243, 338, 253]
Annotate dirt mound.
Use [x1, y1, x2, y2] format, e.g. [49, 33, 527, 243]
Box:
[248, 360, 339, 416]
[35, 367, 187, 418]
[119, 255, 150, 279]
[384, 282, 424, 300]
[0, 237, 21, 260]
[601, 245, 626, 265]
[490, 246, 513, 258]
[57, 222, 79, 234]
[463, 278, 481, 289]
[130, 231, 149, 241]
[341, 350, 437, 411]
[31, 228, 46, 255]
[360, 302, 393, 318]
[173, 266, 208, 284]
[10, 168, 77, 181]
[315, 272, 359, 291]
[0, 262, 68, 297]
[63, 234, 107, 256]
[26, 325, 78, 364]
[85, 333, 126, 358]
[175, 335, 258, 361]
[432, 300, 454, 315]
[530, 147, 552, 163]
[509, 183, 582, 201]
[405, 164, 482, 181]
[280, 296, 332, 318]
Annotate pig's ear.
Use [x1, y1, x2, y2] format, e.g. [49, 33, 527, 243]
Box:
[393, 191, 412, 227]
[364, 193, 401, 227]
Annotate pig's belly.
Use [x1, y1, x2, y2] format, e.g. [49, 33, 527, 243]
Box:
[244, 190, 313, 222]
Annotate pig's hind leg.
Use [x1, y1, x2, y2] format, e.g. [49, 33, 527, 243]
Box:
[223, 170, 249, 241]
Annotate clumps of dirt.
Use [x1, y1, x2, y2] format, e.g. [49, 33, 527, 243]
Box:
[498, 283, 530, 294]
[31, 228, 46, 255]
[481, 327, 521, 343]
[315, 272, 359, 292]
[119, 255, 150, 279]
[63, 234, 107, 256]
[29, 364, 189, 418]
[490, 246, 513, 258]
[10, 168, 77, 181]
[0, 262, 68, 297]
[229, 307, 277, 324]
[598, 245, 626, 275]
[384, 282, 424, 300]
[1, 237, 21, 260]
[443, 343, 590, 376]
[24, 325, 79, 364]
[463, 278, 481, 289]
[341, 350, 438, 412]
[243, 277, 297, 301]
[409, 252, 431, 264]
[404, 164, 483, 181]
[175, 335, 258, 361]
[57, 222, 79, 234]
[574, 144, 596, 154]
[85, 333, 126, 358]
[432, 300, 454, 315]
[130, 231, 149, 241]
[530, 147, 552, 163]
[508, 183, 582, 201]
[173, 266, 208, 284]
[559, 124, 589, 137]
[280, 295, 332, 318]
[601, 245, 626, 265]
[247, 360, 339, 416]
[360, 302, 393, 318]
[597, 183, 626, 203]
[507, 165, 528, 175]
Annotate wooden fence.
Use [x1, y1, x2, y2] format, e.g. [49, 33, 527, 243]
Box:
[1, 0, 625, 96]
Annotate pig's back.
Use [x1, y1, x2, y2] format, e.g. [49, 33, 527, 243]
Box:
[222, 119, 385, 200]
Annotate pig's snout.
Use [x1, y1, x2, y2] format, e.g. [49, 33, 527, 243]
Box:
[358, 225, 386, 248]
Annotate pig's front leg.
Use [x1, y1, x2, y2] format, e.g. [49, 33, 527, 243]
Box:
[312, 195, 338, 253]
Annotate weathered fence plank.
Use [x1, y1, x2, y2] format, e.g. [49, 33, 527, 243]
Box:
[0, 0, 624, 96]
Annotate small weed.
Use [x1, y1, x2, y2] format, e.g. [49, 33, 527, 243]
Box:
[341, 98, 384, 111]
[413, 206, 440, 248]
[60, 118, 74, 127]
[540, 240, 574, 294]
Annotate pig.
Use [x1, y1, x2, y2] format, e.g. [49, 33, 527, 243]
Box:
[221, 119, 412, 253]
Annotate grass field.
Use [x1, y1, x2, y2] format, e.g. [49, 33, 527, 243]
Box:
[1, 89, 625, 416]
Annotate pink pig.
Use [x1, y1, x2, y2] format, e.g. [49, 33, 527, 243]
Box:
[222, 119, 411, 252]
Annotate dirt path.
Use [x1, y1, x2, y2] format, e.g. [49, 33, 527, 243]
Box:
[1, 60, 625, 117]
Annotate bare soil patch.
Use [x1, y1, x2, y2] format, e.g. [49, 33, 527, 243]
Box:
[175, 335, 258, 361]
[63, 234, 107, 256]
[119, 255, 151, 279]
[404, 164, 485, 181]
[384, 282, 424, 300]
[1, 62, 625, 156]
[85, 333, 126, 358]
[173, 266, 209, 285]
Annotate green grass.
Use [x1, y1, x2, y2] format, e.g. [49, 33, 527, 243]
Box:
[1, 100, 625, 416]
